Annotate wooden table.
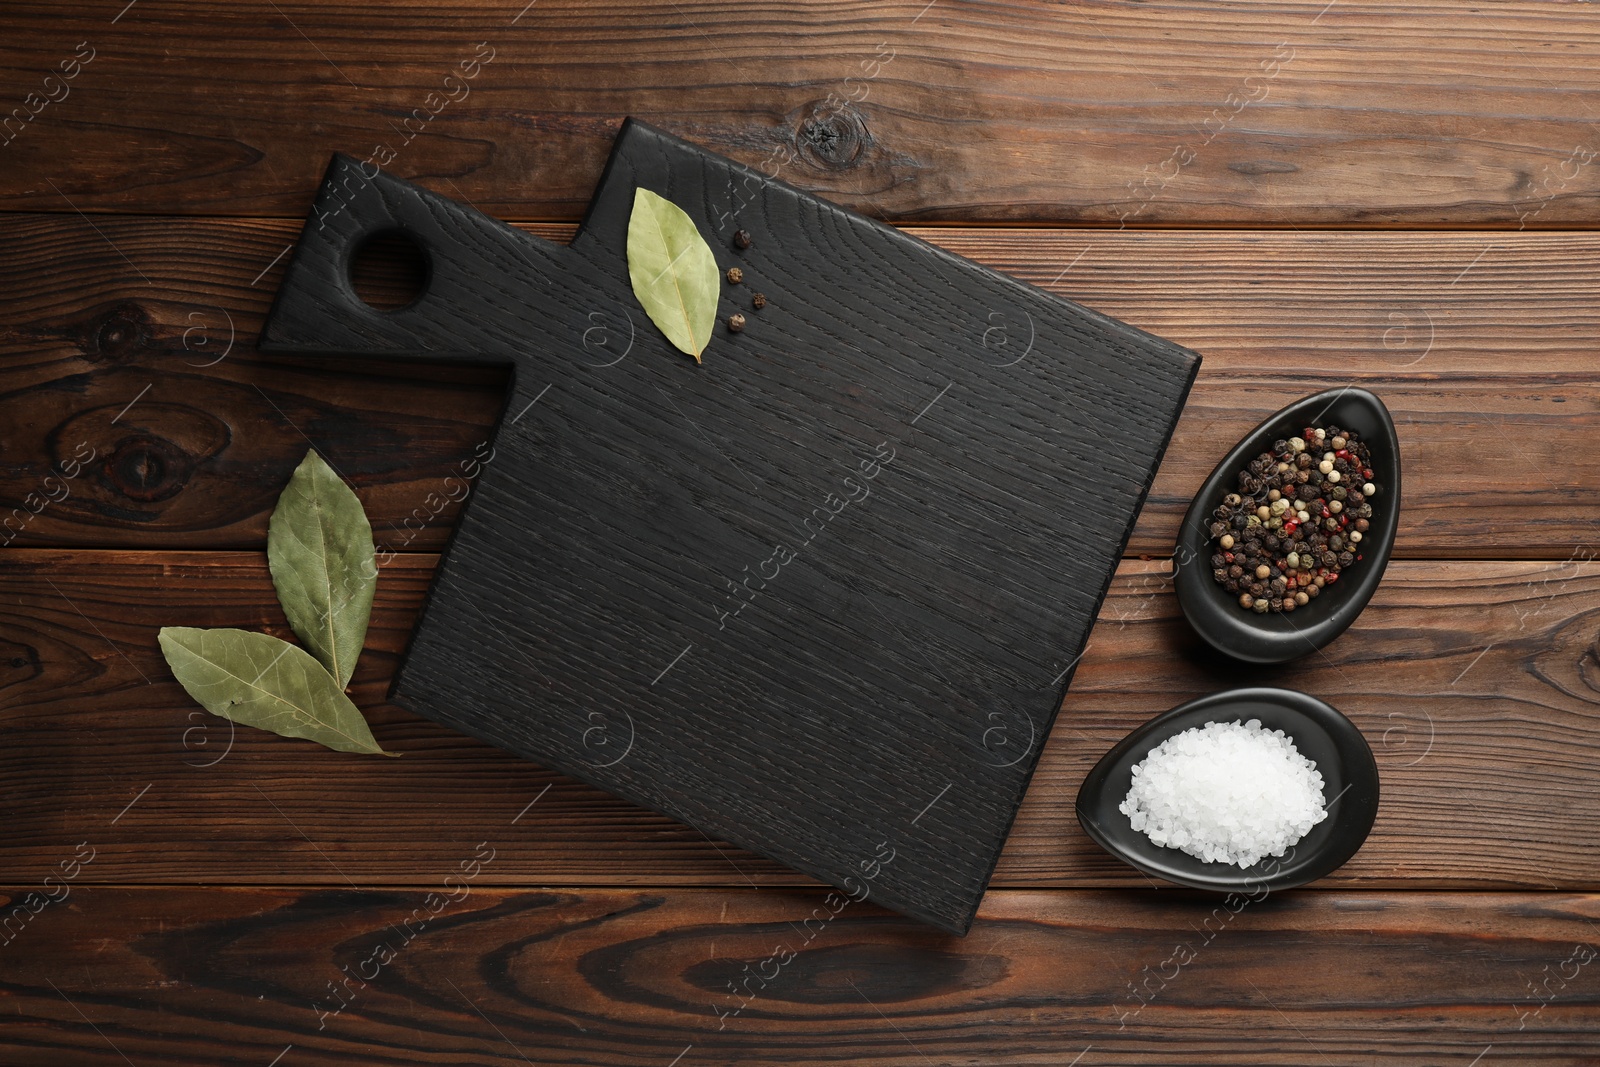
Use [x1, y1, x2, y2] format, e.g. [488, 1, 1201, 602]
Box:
[4, 2, 1599, 1063]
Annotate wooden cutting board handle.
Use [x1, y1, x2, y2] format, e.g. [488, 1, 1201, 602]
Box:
[259, 153, 605, 378]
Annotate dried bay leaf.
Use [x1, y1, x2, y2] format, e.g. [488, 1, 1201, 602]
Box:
[267, 449, 375, 688]
[627, 187, 719, 362]
[158, 627, 394, 756]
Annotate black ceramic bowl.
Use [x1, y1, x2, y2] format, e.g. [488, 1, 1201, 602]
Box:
[1173, 387, 1401, 665]
[1076, 688, 1379, 893]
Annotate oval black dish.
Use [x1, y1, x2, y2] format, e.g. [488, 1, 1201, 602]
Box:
[1076, 687, 1380, 893]
[1173, 386, 1401, 665]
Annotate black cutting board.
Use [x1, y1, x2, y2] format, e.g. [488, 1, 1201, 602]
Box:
[260, 119, 1200, 933]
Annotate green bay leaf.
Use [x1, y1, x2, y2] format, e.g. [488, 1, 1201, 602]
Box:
[267, 449, 375, 688]
[626, 187, 719, 362]
[158, 627, 394, 756]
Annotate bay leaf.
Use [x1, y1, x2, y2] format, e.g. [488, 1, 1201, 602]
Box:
[626, 187, 719, 362]
[158, 627, 395, 756]
[267, 449, 375, 688]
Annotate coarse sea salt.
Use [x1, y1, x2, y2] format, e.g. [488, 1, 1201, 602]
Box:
[1118, 718, 1328, 868]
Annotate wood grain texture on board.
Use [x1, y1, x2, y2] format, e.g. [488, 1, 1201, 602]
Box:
[2, 214, 1596, 557]
[0, 886, 1596, 1066]
[1, 0, 1598, 224]
[250, 121, 1199, 932]
[5, 551, 1600, 891]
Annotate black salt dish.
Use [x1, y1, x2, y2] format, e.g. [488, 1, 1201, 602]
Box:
[1076, 687, 1380, 893]
[1173, 387, 1401, 665]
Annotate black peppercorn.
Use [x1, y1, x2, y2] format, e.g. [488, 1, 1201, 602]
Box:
[733, 229, 752, 249]
[752, 292, 767, 310]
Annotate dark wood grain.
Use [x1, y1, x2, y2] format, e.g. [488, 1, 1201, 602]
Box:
[1, 886, 1595, 1066]
[5, 550, 1599, 891]
[252, 126, 1198, 932]
[3, 214, 1597, 557]
[3, 1, 1598, 225]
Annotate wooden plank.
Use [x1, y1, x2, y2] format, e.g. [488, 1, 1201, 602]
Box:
[4, 550, 1599, 890]
[2, 1, 1597, 224]
[0, 886, 1595, 1065]
[3, 216, 1596, 556]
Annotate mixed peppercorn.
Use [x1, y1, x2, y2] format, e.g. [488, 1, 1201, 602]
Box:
[1207, 424, 1378, 615]
[725, 232, 766, 331]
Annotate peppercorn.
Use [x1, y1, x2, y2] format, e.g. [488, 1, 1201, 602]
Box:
[752, 292, 767, 309]
[733, 229, 752, 249]
[726, 266, 744, 284]
[727, 313, 746, 333]
[1239, 593, 1254, 609]
[1207, 423, 1377, 615]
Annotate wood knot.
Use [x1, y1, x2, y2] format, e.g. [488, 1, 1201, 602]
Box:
[0, 641, 40, 690]
[105, 434, 193, 502]
[798, 102, 869, 170]
[84, 303, 152, 363]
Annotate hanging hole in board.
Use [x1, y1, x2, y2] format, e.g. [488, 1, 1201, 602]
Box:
[348, 229, 431, 311]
